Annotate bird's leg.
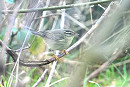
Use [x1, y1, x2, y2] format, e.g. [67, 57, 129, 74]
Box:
[53, 50, 60, 60]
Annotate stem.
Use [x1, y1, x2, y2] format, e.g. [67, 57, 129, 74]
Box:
[2, 0, 112, 14]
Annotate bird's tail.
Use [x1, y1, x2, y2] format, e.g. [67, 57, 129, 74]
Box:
[21, 25, 42, 36]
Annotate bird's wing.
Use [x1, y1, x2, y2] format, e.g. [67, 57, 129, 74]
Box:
[45, 31, 64, 41]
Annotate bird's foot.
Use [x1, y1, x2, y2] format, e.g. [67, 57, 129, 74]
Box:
[53, 50, 60, 60]
[53, 50, 68, 60]
[61, 49, 68, 55]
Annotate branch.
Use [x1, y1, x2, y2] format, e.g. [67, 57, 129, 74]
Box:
[66, 1, 112, 52]
[0, 39, 66, 66]
[2, 0, 112, 14]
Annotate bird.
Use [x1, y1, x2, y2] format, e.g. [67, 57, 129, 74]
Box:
[25, 27, 78, 51]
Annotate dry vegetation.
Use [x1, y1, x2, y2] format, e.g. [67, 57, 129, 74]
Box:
[0, 0, 130, 87]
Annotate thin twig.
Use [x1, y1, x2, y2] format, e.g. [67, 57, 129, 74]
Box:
[112, 58, 130, 67]
[89, 0, 94, 25]
[32, 69, 48, 87]
[45, 61, 57, 87]
[1, 0, 113, 14]
[49, 77, 69, 86]
[38, 0, 50, 31]
[34, 13, 61, 20]
[98, 4, 106, 10]
[60, 1, 66, 29]
[14, 35, 36, 52]
[14, 44, 31, 52]
[65, 13, 89, 30]
[88, 81, 101, 87]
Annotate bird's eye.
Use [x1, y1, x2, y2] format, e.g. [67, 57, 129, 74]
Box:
[64, 30, 74, 37]
[64, 31, 71, 34]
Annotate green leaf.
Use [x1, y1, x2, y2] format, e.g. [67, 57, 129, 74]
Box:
[29, 36, 46, 55]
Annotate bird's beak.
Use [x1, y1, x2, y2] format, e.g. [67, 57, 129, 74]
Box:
[74, 33, 79, 37]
